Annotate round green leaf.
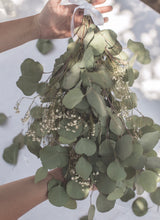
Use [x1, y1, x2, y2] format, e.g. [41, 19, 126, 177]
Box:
[140, 131, 160, 153]
[120, 188, 135, 202]
[137, 170, 158, 193]
[145, 157, 160, 169]
[116, 135, 133, 161]
[107, 160, 127, 182]
[24, 136, 42, 158]
[66, 180, 89, 200]
[3, 144, 19, 165]
[132, 197, 148, 217]
[96, 173, 116, 194]
[88, 205, 95, 220]
[13, 133, 25, 149]
[34, 167, 48, 183]
[107, 187, 124, 200]
[150, 187, 160, 206]
[75, 138, 97, 156]
[80, 47, 94, 71]
[36, 39, 53, 54]
[48, 177, 60, 191]
[21, 58, 43, 82]
[96, 193, 115, 213]
[62, 88, 84, 109]
[75, 157, 92, 180]
[62, 63, 81, 90]
[64, 198, 77, 209]
[109, 116, 125, 136]
[87, 88, 107, 117]
[89, 32, 106, 56]
[0, 113, 7, 125]
[40, 145, 68, 169]
[100, 29, 117, 47]
[16, 76, 38, 96]
[99, 139, 115, 157]
[48, 185, 70, 207]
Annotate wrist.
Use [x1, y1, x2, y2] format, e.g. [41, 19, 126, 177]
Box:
[31, 14, 41, 40]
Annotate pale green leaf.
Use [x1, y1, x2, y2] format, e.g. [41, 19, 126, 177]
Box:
[116, 135, 133, 160]
[109, 115, 125, 136]
[62, 88, 84, 109]
[150, 187, 160, 206]
[107, 160, 127, 181]
[75, 138, 97, 156]
[132, 197, 148, 217]
[137, 170, 158, 193]
[75, 157, 92, 180]
[36, 39, 53, 54]
[107, 187, 124, 200]
[96, 193, 115, 213]
[88, 205, 95, 220]
[140, 131, 160, 153]
[40, 145, 68, 169]
[145, 157, 160, 169]
[90, 32, 106, 56]
[0, 113, 7, 125]
[16, 76, 38, 96]
[3, 144, 19, 165]
[34, 167, 48, 183]
[96, 174, 116, 194]
[48, 185, 70, 207]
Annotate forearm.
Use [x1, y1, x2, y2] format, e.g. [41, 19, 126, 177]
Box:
[0, 15, 40, 53]
[0, 171, 55, 220]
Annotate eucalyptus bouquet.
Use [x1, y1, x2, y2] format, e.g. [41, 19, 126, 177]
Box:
[15, 12, 160, 219]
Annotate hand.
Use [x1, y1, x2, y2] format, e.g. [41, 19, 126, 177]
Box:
[35, 0, 113, 39]
[48, 168, 64, 182]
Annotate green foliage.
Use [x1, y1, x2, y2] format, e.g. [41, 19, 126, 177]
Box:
[66, 181, 89, 200]
[48, 185, 70, 207]
[137, 170, 158, 193]
[62, 88, 84, 109]
[75, 138, 96, 156]
[75, 157, 92, 180]
[36, 39, 53, 54]
[150, 187, 160, 206]
[3, 144, 19, 165]
[0, 113, 7, 125]
[96, 193, 115, 212]
[34, 167, 48, 183]
[40, 145, 68, 169]
[16, 58, 43, 96]
[127, 39, 151, 64]
[132, 197, 148, 216]
[3, 133, 25, 164]
[16, 18, 159, 219]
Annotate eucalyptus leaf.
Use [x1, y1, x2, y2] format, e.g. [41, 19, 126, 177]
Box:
[116, 135, 133, 161]
[99, 139, 115, 157]
[88, 205, 95, 220]
[80, 47, 94, 71]
[64, 198, 77, 209]
[107, 160, 127, 182]
[20, 58, 43, 82]
[13, 133, 25, 149]
[34, 167, 48, 183]
[75, 138, 96, 156]
[127, 39, 151, 64]
[62, 88, 84, 109]
[132, 197, 148, 217]
[90, 32, 106, 56]
[150, 187, 160, 206]
[75, 157, 92, 180]
[137, 170, 158, 193]
[84, 30, 94, 48]
[107, 187, 124, 200]
[87, 88, 106, 117]
[48, 177, 60, 191]
[40, 145, 68, 169]
[48, 185, 70, 207]
[100, 29, 117, 47]
[96, 193, 115, 213]
[30, 106, 43, 119]
[16, 76, 38, 96]
[3, 144, 19, 165]
[145, 157, 160, 169]
[96, 173, 116, 194]
[24, 136, 42, 158]
[120, 188, 135, 202]
[36, 39, 53, 54]
[0, 113, 7, 125]
[109, 115, 125, 136]
[66, 181, 89, 200]
[140, 131, 160, 153]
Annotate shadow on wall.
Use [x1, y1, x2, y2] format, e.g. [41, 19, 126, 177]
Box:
[110, 0, 160, 100]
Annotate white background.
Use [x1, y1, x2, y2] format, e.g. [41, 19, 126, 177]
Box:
[0, 0, 160, 219]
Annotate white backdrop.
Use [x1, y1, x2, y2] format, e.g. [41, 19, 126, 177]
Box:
[0, 0, 160, 219]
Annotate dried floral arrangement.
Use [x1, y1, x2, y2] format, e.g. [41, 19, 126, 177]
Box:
[6, 12, 160, 219]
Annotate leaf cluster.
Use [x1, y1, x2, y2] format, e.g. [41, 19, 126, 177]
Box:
[15, 20, 160, 219]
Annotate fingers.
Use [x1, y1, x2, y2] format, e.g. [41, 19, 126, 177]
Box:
[92, 0, 106, 6]
[96, 5, 113, 14]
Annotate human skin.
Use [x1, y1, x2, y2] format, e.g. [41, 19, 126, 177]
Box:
[0, 168, 64, 220]
[0, 0, 112, 52]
